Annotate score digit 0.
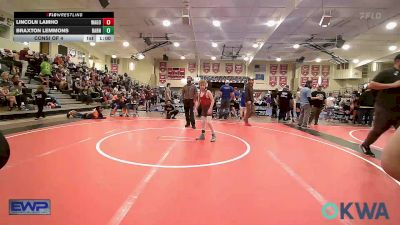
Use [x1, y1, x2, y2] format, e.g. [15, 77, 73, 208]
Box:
[102, 18, 114, 26]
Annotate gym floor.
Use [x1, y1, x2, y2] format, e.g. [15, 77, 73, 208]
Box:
[0, 116, 398, 225]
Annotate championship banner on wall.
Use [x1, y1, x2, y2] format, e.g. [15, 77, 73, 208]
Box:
[225, 63, 233, 74]
[111, 63, 118, 73]
[301, 77, 309, 87]
[212, 63, 220, 73]
[301, 65, 310, 76]
[279, 76, 287, 87]
[167, 68, 185, 80]
[269, 76, 277, 86]
[270, 64, 278, 75]
[311, 77, 319, 87]
[159, 73, 166, 84]
[279, 64, 288, 75]
[188, 62, 196, 73]
[322, 78, 329, 88]
[311, 65, 320, 76]
[235, 64, 243, 74]
[321, 65, 330, 77]
[203, 62, 210, 73]
[159, 62, 167, 73]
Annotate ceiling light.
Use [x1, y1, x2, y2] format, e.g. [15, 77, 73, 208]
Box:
[389, 45, 397, 51]
[319, 13, 332, 27]
[315, 58, 321, 63]
[162, 20, 171, 27]
[252, 43, 259, 48]
[180, 56, 186, 60]
[266, 20, 276, 27]
[386, 22, 397, 30]
[111, 54, 117, 59]
[137, 53, 145, 60]
[352, 59, 360, 64]
[276, 57, 282, 62]
[173, 42, 180, 47]
[293, 44, 300, 49]
[212, 42, 218, 48]
[122, 41, 129, 47]
[90, 42, 96, 46]
[211, 56, 216, 60]
[212, 20, 221, 27]
[342, 44, 350, 50]
[243, 56, 249, 61]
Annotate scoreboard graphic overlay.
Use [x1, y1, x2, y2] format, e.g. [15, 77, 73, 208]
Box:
[14, 12, 114, 42]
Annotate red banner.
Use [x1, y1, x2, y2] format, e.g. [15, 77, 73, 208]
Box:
[203, 63, 210, 73]
[235, 64, 243, 74]
[159, 62, 167, 73]
[270, 64, 278, 75]
[269, 76, 277, 87]
[301, 65, 310, 76]
[279, 64, 288, 75]
[167, 68, 185, 80]
[212, 63, 220, 73]
[322, 78, 329, 88]
[311, 77, 319, 88]
[225, 63, 233, 74]
[188, 62, 196, 73]
[159, 73, 166, 84]
[279, 76, 287, 87]
[301, 77, 309, 87]
[311, 65, 320, 76]
[111, 63, 118, 73]
[321, 65, 330, 77]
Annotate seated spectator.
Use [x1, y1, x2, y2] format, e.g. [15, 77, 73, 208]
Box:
[39, 57, 52, 87]
[164, 100, 179, 119]
[0, 72, 11, 87]
[81, 85, 93, 105]
[67, 106, 105, 119]
[0, 86, 17, 110]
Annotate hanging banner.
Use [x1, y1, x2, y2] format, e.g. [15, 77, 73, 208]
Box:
[188, 62, 196, 73]
[179, 68, 185, 76]
[311, 65, 320, 76]
[203, 62, 210, 74]
[321, 65, 330, 77]
[167, 68, 173, 77]
[270, 64, 278, 75]
[212, 63, 220, 73]
[301, 65, 310, 76]
[300, 77, 309, 87]
[235, 64, 243, 74]
[159, 62, 167, 73]
[279, 64, 288, 75]
[279, 76, 287, 87]
[269, 76, 277, 87]
[322, 78, 329, 88]
[167, 68, 185, 80]
[111, 63, 118, 73]
[225, 63, 233, 74]
[159, 73, 166, 84]
[311, 77, 319, 87]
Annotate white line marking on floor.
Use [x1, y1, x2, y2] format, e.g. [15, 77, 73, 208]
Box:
[158, 136, 192, 139]
[158, 138, 195, 142]
[105, 129, 118, 134]
[252, 125, 400, 187]
[267, 151, 352, 225]
[4, 138, 91, 169]
[107, 133, 181, 225]
[349, 129, 383, 150]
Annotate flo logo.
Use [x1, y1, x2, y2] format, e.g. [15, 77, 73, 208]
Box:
[322, 202, 389, 220]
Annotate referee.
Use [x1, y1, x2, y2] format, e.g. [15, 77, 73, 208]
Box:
[361, 54, 400, 157]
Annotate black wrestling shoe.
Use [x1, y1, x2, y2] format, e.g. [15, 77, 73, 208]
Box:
[360, 145, 375, 157]
[192, 125, 196, 129]
[185, 124, 190, 128]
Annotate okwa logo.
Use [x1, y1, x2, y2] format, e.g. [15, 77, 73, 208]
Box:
[322, 202, 389, 220]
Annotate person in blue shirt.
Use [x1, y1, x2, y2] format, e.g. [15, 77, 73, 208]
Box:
[219, 80, 234, 119]
[297, 80, 321, 128]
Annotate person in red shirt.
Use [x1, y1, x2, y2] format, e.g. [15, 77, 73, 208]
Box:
[18, 47, 30, 78]
[195, 80, 216, 142]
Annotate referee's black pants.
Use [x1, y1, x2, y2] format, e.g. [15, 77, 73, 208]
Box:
[363, 106, 400, 147]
